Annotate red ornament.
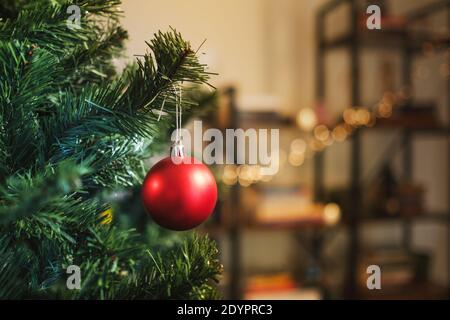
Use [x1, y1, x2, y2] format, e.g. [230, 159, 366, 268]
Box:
[141, 156, 218, 231]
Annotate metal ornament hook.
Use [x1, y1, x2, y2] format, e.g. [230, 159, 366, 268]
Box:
[170, 140, 185, 158]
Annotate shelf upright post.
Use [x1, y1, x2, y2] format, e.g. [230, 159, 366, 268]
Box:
[401, 129, 413, 250]
[311, 6, 328, 297]
[225, 87, 242, 299]
[401, 29, 413, 251]
[447, 2, 450, 299]
[346, 0, 361, 299]
[314, 7, 325, 202]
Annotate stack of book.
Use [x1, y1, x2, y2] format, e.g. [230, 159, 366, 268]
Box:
[249, 188, 332, 227]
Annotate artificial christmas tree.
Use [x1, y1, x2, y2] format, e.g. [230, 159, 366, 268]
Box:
[0, 0, 221, 299]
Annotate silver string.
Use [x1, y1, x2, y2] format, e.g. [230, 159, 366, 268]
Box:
[156, 84, 182, 145]
[176, 89, 179, 143]
[178, 85, 182, 143]
[157, 96, 166, 122]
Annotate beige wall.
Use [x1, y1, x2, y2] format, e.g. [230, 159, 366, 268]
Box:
[120, 0, 327, 112]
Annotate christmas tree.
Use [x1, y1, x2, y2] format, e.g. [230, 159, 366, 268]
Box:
[0, 0, 221, 299]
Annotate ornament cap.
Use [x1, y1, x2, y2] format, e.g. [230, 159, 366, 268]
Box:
[170, 141, 185, 158]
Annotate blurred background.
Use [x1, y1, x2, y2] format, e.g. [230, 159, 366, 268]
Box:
[119, 0, 449, 299]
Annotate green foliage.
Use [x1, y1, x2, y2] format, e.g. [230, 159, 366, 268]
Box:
[0, 0, 221, 299]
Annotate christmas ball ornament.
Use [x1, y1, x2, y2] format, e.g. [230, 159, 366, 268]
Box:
[141, 154, 218, 231]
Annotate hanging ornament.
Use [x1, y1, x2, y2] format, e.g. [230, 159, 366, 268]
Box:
[141, 152, 218, 231]
[141, 87, 217, 231]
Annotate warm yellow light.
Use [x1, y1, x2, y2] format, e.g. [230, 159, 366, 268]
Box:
[344, 107, 371, 126]
[236, 165, 253, 187]
[288, 152, 305, 167]
[222, 165, 238, 185]
[296, 108, 317, 132]
[366, 114, 376, 127]
[290, 138, 306, 154]
[340, 123, 353, 137]
[324, 203, 341, 225]
[249, 165, 262, 181]
[238, 165, 252, 180]
[332, 125, 348, 142]
[238, 176, 252, 187]
[314, 125, 330, 141]
[223, 164, 237, 176]
[382, 91, 396, 105]
[355, 108, 371, 126]
[324, 135, 334, 146]
[377, 102, 392, 118]
[343, 108, 356, 125]
[223, 178, 237, 186]
[309, 138, 325, 152]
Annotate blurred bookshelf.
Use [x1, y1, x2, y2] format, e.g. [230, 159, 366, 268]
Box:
[315, 0, 450, 299]
[200, 0, 449, 300]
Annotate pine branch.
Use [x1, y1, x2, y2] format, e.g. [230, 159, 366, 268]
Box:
[111, 234, 222, 300]
[41, 29, 210, 187]
[0, 4, 88, 49]
[0, 160, 91, 225]
[1, 0, 122, 20]
[60, 24, 128, 87]
[0, 235, 29, 298]
[0, 0, 127, 90]
[0, 0, 123, 43]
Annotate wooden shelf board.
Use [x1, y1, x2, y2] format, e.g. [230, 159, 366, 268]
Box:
[358, 281, 449, 300]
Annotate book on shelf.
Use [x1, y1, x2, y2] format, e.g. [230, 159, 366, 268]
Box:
[244, 273, 321, 300]
[358, 248, 430, 289]
[245, 187, 340, 227]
